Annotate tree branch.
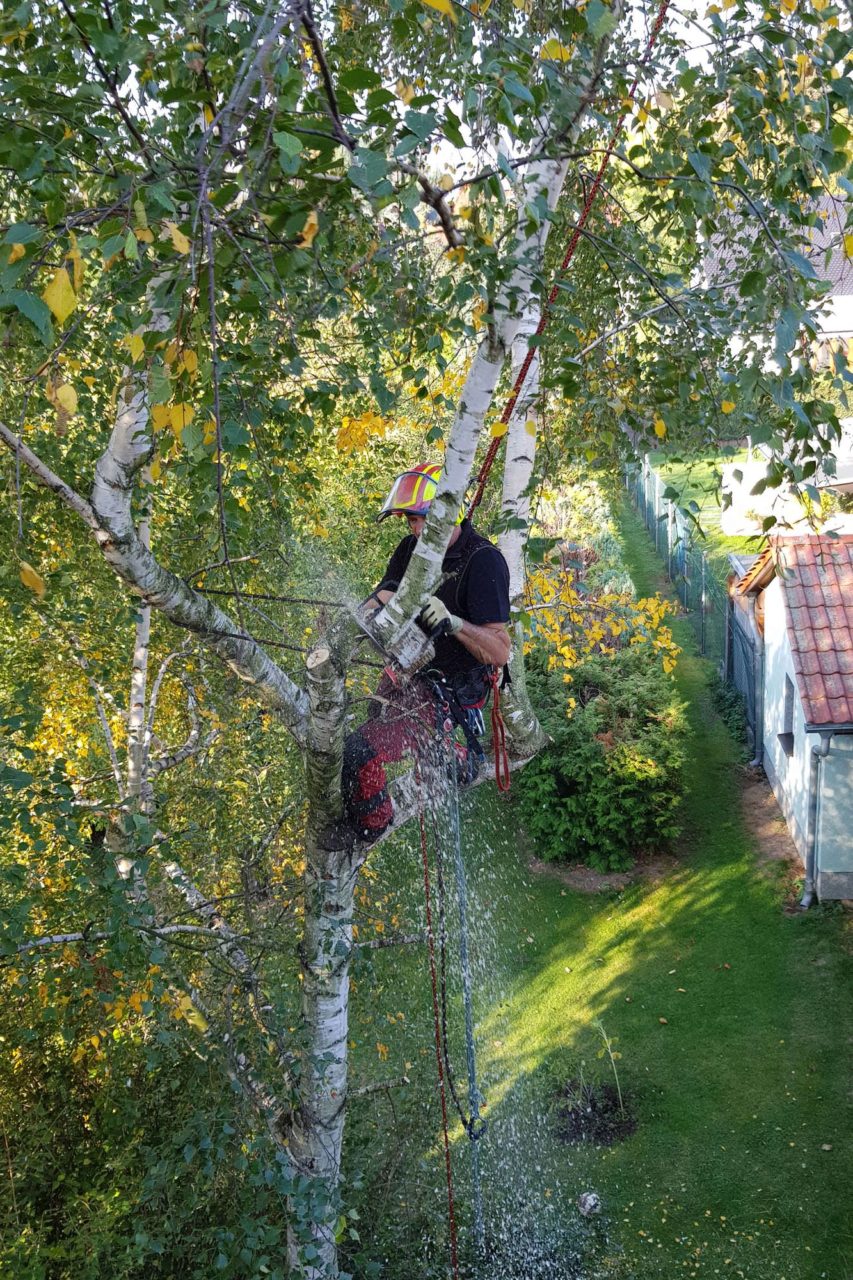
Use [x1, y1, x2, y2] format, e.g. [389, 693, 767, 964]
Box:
[0, 420, 100, 530]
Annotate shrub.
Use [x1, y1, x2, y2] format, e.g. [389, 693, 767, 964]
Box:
[708, 671, 750, 757]
[515, 648, 688, 871]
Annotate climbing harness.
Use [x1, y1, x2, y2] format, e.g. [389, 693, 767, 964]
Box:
[467, 0, 673, 519]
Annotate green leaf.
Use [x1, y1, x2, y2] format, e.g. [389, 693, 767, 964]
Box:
[403, 108, 438, 141]
[503, 75, 534, 106]
[0, 289, 53, 343]
[2, 223, 40, 246]
[274, 130, 303, 175]
[443, 108, 465, 149]
[739, 270, 765, 297]
[687, 151, 712, 182]
[586, 0, 616, 38]
[339, 67, 381, 91]
[349, 148, 390, 191]
[783, 248, 817, 280]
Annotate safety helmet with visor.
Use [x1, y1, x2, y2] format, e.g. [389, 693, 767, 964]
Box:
[377, 463, 464, 525]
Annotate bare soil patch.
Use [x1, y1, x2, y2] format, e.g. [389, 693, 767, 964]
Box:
[527, 850, 677, 895]
[739, 765, 799, 867]
[555, 1080, 638, 1146]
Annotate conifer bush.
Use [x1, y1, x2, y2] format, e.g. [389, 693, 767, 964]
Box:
[516, 648, 688, 872]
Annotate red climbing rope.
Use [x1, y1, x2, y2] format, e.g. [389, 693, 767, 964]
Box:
[468, 0, 672, 517]
[490, 668, 511, 793]
[416, 767, 461, 1280]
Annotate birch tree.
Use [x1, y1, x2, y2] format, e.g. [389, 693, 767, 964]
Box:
[1, 0, 850, 1274]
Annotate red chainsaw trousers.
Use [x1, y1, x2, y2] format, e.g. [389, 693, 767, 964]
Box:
[342, 673, 438, 838]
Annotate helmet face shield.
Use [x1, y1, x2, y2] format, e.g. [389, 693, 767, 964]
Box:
[377, 464, 441, 522]
[376, 462, 466, 526]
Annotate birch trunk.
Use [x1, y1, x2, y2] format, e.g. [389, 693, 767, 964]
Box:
[287, 642, 354, 1279]
[86, 382, 309, 738]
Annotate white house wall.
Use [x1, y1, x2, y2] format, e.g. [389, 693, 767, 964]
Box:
[760, 580, 810, 860]
[816, 737, 853, 901]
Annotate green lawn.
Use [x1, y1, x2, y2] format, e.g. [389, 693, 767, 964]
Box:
[345, 497, 851, 1280]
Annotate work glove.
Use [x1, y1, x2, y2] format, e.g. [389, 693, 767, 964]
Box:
[420, 595, 463, 636]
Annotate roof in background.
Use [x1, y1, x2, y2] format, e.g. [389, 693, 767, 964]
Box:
[705, 193, 851, 300]
[739, 534, 853, 728]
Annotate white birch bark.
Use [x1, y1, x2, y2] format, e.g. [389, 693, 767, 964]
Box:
[87, 382, 309, 739]
[287, 642, 354, 1278]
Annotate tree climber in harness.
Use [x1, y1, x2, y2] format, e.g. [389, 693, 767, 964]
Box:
[343, 463, 511, 843]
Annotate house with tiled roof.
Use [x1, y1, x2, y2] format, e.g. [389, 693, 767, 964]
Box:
[730, 533, 853, 902]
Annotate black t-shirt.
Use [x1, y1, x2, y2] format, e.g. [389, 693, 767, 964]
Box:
[375, 520, 510, 677]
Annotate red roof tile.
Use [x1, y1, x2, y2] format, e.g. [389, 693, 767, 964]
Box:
[772, 534, 853, 727]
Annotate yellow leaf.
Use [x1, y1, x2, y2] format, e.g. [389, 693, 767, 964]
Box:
[297, 210, 319, 249]
[844, 234, 853, 258]
[490, 419, 509, 438]
[135, 227, 154, 244]
[20, 561, 46, 597]
[170, 403, 194, 437]
[128, 334, 145, 362]
[203, 103, 215, 125]
[780, 0, 795, 9]
[82, 375, 95, 389]
[396, 78, 416, 104]
[524, 418, 537, 436]
[149, 455, 162, 482]
[151, 404, 171, 432]
[447, 246, 466, 264]
[7, 242, 26, 265]
[182, 349, 198, 374]
[41, 266, 77, 325]
[437, 172, 454, 191]
[653, 416, 667, 438]
[66, 230, 84, 291]
[419, 0, 457, 21]
[164, 220, 191, 254]
[185, 1007, 208, 1033]
[202, 418, 217, 445]
[721, 399, 736, 414]
[540, 38, 572, 61]
[55, 383, 78, 415]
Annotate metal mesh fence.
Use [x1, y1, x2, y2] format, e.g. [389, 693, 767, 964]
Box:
[729, 616, 758, 756]
[625, 460, 728, 668]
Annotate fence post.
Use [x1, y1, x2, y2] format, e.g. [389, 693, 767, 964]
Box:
[700, 554, 707, 655]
